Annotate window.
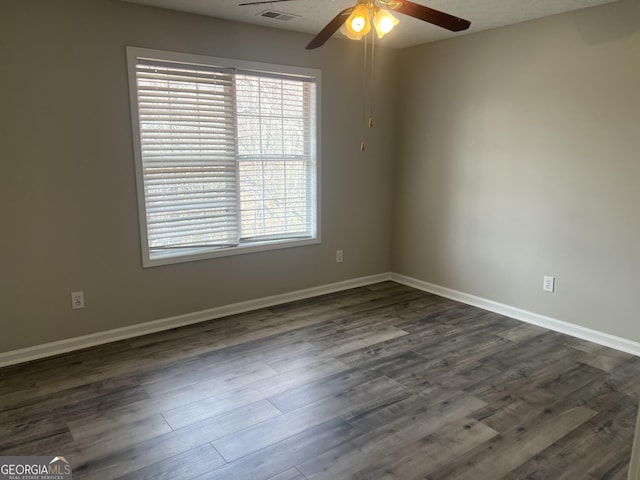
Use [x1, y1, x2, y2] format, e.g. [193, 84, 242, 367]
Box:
[126, 47, 320, 267]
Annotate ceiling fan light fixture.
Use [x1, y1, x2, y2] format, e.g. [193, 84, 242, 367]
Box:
[373, 8, 399, 38]
[345, 3, 371, 36]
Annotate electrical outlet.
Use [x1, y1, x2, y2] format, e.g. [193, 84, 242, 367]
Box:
[336, 249, 343, 263]
[543, 276, 555, 293]
[71, 291, 85, 309]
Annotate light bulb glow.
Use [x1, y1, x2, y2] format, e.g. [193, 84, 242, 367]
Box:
[351, 15, 367, 33]
[377, 17, 394, 34]
[373, 8, 399, 38]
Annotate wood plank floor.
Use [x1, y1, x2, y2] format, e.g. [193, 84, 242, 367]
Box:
[1, 281, 639, 479]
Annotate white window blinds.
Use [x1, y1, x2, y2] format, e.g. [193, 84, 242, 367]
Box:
[128, 48, 319, 266]
[135, 59, 238, 252]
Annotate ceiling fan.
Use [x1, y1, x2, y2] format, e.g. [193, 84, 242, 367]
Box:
[240, 0, 470, 151]
[239, 0, 471, 49]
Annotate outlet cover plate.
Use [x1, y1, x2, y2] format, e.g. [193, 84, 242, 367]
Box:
[71, 291, 85, 309]
[543, 276, 555, 293]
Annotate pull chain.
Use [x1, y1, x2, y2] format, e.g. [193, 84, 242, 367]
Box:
[369, 22, 375, 129]
[361, 10, 376, 151]
[361, 28, 368, 151]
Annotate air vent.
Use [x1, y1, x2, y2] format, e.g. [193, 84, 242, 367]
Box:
[258, 10, 298, 21]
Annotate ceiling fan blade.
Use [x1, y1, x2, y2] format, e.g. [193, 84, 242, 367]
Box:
[239, 0, 297, 6]
[392, 0, 470, 32]
[306, 7, 353, 50]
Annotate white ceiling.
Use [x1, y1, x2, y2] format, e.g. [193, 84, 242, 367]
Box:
[121, 0, 620, 49]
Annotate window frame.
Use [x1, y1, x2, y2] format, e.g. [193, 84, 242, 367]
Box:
[126, 47, 322, 267]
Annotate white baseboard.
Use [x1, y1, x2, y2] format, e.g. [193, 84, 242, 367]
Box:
[0, 273, 391, 368]
[3, 271, 639, 368]
[390, 273, 640, 357]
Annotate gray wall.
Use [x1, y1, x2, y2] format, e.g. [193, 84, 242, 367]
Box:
[392, 0, 640, 341]
[0, 0, 397, 352]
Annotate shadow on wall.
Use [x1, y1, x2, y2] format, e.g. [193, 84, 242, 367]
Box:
[573, 0, 640, 45]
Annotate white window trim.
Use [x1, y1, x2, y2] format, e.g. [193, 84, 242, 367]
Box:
[126, 47, 322, 267]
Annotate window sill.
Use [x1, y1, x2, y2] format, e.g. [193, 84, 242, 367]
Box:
[143, 236, 321, 268]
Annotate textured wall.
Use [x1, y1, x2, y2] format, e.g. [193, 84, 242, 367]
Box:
[0, 0, 397, 352]
[392, 0, 640, 340]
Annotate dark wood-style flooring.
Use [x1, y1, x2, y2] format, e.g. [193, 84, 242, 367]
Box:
[1, 282, 639, 479]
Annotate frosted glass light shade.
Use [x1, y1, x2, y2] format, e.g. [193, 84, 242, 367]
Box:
[373, 8, 399, 38]
[345, 4, 371, 36]
[340, 23, 363, 40]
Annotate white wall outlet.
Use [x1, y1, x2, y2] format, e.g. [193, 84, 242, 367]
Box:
[71, 291, 85, 309]
[543, 276, 555, 293]
[336, 249, 344, 263]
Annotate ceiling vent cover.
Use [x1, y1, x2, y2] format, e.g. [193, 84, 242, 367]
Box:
[259, 10, 297, 21]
